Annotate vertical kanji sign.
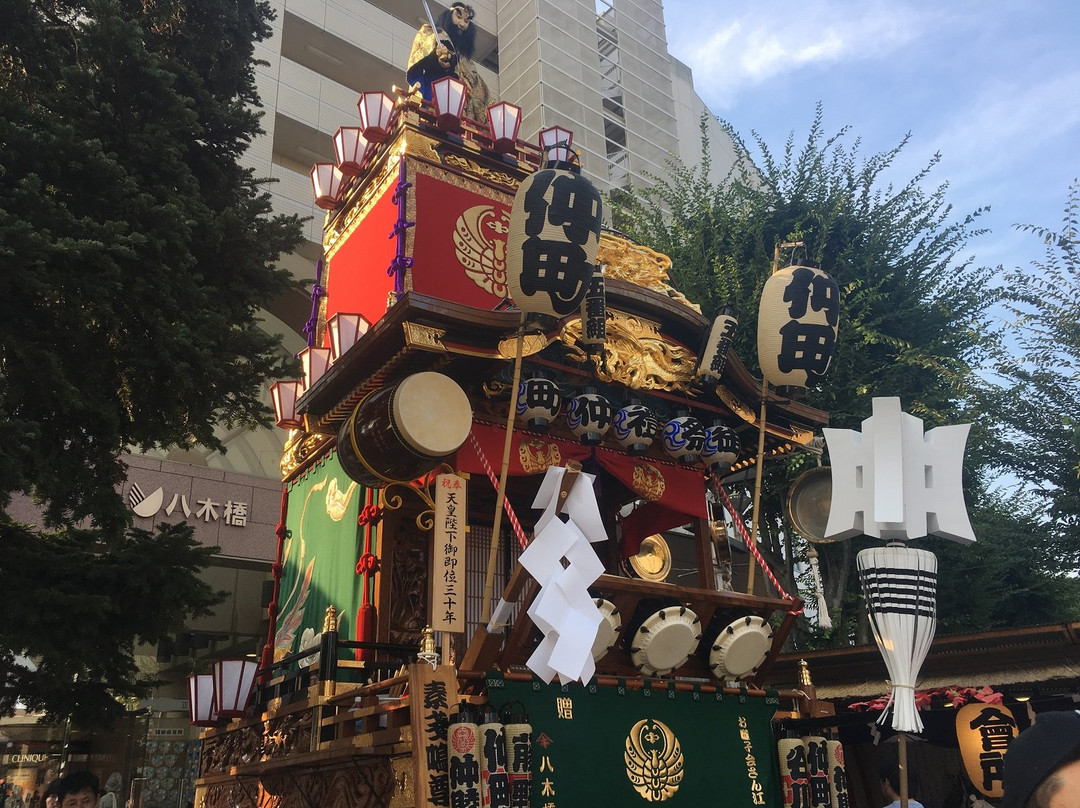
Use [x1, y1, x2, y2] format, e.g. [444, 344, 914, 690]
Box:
[410, 663, 461, 807]
[432, 473, 468, 633]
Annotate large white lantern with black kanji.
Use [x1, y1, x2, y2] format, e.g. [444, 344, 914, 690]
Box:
[505, 155, 602, 322]
[757, 265, 839, 389]
[702, 424, 740, 471]
[612, 402, 658, 456]
[566, 390, 613, 445]
[516, 377, 562, 431]
[662, 415, 706, 464]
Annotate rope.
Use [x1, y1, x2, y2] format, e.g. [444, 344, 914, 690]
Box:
[712, 476, 800, 610]
[467, 431, 529, 549]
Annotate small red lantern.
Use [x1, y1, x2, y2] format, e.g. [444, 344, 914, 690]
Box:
[327, 312, 370, 362]
[187, 673, 218, 727]
[212, 658, 259, 719]
[357, 91, 395, 142]
[333, 127, 369, 176]
[539, 125, 574, 163]
[432, 76, 467, 132]
[298, 346, 331, 389]
[310, 163, 344, 211]
[487, 101, 522, 153]
[270, 380, 304, 430]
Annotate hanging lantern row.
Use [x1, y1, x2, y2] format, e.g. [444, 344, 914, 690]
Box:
[310, 89, 533, 210]
[516, 379, 741, 469]
[270, 312, 371, 430]
[186, 657, 259, 727]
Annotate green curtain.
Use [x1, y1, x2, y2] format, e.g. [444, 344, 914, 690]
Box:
[273, 450, 365, 657]
[489, 674, 781, 808]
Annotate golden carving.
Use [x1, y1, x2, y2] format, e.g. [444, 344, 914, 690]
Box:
[631, 463, 666, 502]
[716, 387, 758, 426]
[403, 321, 447, 351]
[518, 440, 562, 474]
[442, 152, 520, 190]
[598, 234, 700, 312]
[564, 310, 696, 393]
[624, 718, 685, 801]
[497, 333, 549, 358]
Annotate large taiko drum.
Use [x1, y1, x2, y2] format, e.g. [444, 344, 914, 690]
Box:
[337, 372, 472, 487]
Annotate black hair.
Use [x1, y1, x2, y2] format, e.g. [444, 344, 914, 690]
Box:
[43, 780, 62, 799]
[55, 772, 99, 801]
[435, 5, 477, 59]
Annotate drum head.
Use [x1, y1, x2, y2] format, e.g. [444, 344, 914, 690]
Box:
[630, 606, 701, 676]
[626, 534, 672, 582]
[591, 599, 622, 661]
[709, 615, 773, 680]
[392, 372, 472, 456]
[786, 466, 838, 544]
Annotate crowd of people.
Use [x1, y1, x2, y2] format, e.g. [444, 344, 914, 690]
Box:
[1, 773, 101, 808]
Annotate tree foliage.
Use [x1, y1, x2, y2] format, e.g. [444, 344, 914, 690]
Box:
[0, 0, 303, 723]
[614, 110, 1076, 643]
[989, 180, 1080, 573]
[0, 0, 303, 530]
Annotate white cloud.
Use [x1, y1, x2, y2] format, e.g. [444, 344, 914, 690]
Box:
[671, 1, 950, 108]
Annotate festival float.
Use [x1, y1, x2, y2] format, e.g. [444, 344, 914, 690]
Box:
[191, 79, 845, 808]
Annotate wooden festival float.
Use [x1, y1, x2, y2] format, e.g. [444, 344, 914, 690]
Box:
[192, 84, 836, 808]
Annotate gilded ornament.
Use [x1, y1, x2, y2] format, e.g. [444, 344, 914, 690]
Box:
[624, 718, 685, 802]
[518, 440, 562, 474]
[598, 234, 700, 313]
[631, 463, 666, 501]
[403, 321, 447, 351]
[563, 311, 696, 393]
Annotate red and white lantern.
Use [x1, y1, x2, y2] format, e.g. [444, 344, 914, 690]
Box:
[327, 312, 370, 362]
[333, 127, 369, 176]
[310, 163, 344, 211]
[487, 101, 522, 153]
[186, 673, 218, 727]
[539, 125, 574, 163]
[270, 380, 304, 430]
[212, 658, 259, 719]
[298, 346, 331, 389]
[357, 91, 395, 142]
[432, 76, 467, 132]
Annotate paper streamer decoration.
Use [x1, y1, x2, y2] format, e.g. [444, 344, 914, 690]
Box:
[449, 703, 483, 808]
[778, 738, 809, 808]
[804, 736, 830, 808]
[826, 740, 849, 808]
[479, 707, 511, 808]
[519, 465, 608, 684]
[757, 265, 839, 389]
[503, 706, 532, 808]
[857, 545, 938, 732]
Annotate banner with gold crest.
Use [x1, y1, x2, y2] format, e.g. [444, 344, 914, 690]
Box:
[487, 674, 781, 808]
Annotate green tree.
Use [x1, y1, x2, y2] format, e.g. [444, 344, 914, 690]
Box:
[0, 0, 303, 723]
[613, 109, 1059, 644]
[989, 181, 1080, 577]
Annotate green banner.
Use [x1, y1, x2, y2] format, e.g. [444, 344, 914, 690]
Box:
[274, 450, 365, 657]
[489, 675, 781, 808]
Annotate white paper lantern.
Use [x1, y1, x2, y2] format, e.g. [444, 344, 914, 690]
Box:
[662, 415, 705, 463]
[516, 377, 561, 431]
[757, 265, 839, 389]
[566, 391, 613, 445]
[612, 403, 658, 455]
[702, 424, 740, 470]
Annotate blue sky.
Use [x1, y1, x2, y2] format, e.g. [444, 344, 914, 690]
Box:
[661, 0, 1080, 278]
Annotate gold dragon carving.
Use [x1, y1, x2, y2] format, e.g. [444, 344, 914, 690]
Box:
[598, 234, 700, 313]
[563, 310, 696, 393]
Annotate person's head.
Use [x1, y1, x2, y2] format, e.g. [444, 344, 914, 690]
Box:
[436, 3, 476, 58]
[55, 773, 98, 808]
[42, 780, 62, 808]
[880, 761, 902, 800]
[1004, 710, 1080, 808]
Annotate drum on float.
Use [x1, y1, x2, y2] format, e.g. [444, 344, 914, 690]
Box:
[337, 371, 473, 487]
